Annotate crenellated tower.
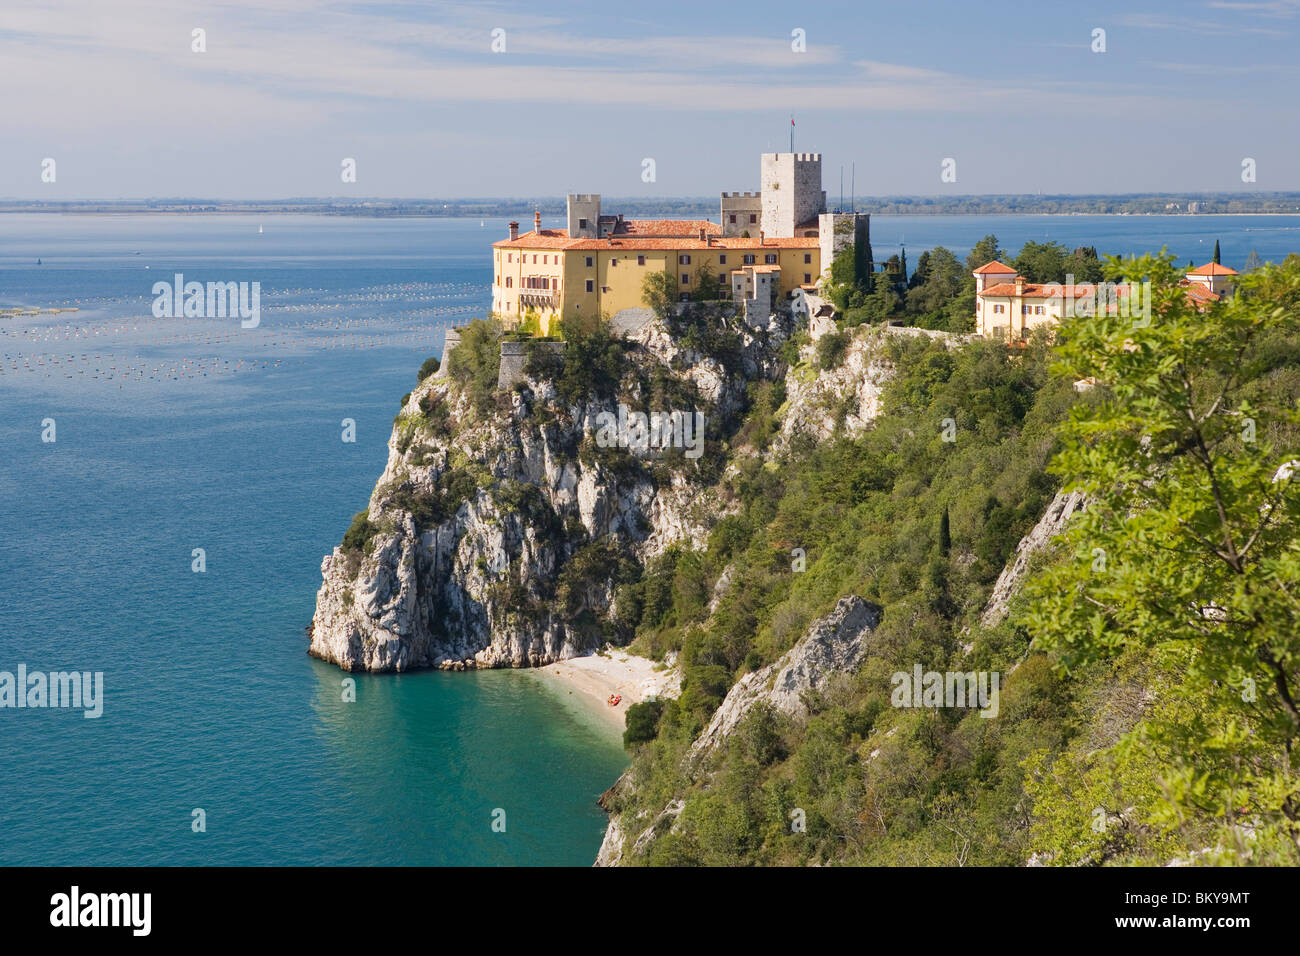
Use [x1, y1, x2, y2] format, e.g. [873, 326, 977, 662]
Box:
[760, 152, 826, 238]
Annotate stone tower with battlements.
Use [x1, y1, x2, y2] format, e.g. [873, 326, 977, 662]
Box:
[566, 194, 600, 239]
[760, 153, 826, 238]
[720, 191, 762, 237]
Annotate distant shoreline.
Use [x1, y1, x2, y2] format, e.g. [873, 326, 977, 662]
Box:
[2, 210, 1299, 218]
[3, 193, 1300, 219]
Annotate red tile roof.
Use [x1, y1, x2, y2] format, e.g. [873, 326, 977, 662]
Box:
[1187, 262, 1238, 276]
[978, 281, 1095, 299]
[973, 261, 1018, 275]
[494, 219, 725, 248]
[495, 231, 817, 251]
[616, 219, 721, 238]
[1179, 280, 1222, 303]
[493, 230, 575, 249]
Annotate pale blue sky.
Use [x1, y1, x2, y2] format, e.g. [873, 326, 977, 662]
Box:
[2, 0, 1297, 199]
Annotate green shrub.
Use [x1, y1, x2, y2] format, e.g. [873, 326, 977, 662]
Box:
[340, 510, 379, 556]
[446, 318, 502, 415]
[523, 339, 565, 382]
[418, 392, 452, 437]
[779, 331, 810, 368]
[556, 320, 627, 405]
[624, 699, 667, 748]
[815, 329, 850, 370]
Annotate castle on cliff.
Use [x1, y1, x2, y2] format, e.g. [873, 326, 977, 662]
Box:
[491, 151, 869, 334]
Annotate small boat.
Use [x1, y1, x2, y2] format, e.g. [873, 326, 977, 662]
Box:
[36, 258, 41, 265]
[258, 224, 264, 234]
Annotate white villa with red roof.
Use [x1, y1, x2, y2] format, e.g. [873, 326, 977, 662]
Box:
[1182, 261, 1238, 301]
[975, 258, 1238, 341]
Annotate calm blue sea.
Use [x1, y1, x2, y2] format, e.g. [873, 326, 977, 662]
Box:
[0, 215, 626, 866]
[1, 212, 1296, 866]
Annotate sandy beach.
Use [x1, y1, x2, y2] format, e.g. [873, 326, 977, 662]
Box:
[532, 648, 680, 732]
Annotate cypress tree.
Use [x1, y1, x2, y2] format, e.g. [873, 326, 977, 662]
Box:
[1212, 239, 1221, 265]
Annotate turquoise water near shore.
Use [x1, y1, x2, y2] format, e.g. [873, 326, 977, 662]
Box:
[1, 213, 1296, 866]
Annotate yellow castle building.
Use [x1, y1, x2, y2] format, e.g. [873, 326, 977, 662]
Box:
[491, 152, 869, 335]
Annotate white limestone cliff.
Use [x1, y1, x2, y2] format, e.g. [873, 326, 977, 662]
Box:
[308, 312, 787, 672]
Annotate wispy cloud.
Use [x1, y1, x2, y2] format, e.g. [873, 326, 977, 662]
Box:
[1149, 58, 1300, 74]
[0, 0, 1217, 129]
[1205, 0, 1300, 16]
[2, 0, 1295, 196]
[1115, 10, 1289, 35]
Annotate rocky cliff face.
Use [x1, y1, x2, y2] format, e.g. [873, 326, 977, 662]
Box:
[774, 324, 962, 454]
[688, 595, 883, 757]
[308, 312, 790, 672]
[595, 596, 884, 866]
[979, 489, 1087, 629]
[309, 312, 955, 672]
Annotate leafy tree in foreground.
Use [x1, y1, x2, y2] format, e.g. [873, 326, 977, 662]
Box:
[1022, 253, 1300, 860]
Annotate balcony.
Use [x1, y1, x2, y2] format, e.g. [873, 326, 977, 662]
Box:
[517, 288, 559, 309]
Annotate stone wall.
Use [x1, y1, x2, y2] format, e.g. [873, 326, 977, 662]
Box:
[498, 339, 565, 389]
[435, 328, 462, 377]
[818, 212, 870, 283]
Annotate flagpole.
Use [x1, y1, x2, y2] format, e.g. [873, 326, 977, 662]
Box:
[789, 116, 794, 153]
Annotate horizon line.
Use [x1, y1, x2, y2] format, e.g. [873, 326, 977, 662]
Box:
[2, 191, 1299, 206]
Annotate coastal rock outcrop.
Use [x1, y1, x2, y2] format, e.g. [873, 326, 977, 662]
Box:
[774, 325, 960, 453]
[595, 595, 883, 866]
[689, 595, 883, 758]
[309, 311, 791, 672]
[979, 488, 1086, 628]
